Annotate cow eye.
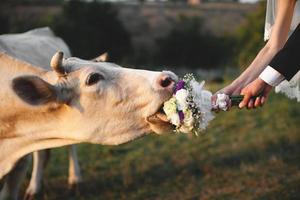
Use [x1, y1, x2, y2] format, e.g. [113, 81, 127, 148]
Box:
[86, 73, 104, 86]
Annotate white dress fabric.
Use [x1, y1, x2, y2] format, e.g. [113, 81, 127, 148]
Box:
[264, 0, 300, 102]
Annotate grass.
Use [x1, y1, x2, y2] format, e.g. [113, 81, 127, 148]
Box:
[21, 89, 300, 200]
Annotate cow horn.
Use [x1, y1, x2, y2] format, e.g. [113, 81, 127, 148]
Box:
[92, 52, 109, 62]
[51, 51, 65, 77]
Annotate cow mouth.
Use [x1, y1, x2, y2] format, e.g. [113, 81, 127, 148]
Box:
[148, 107, 169, 122]
[146, 104, 174, 133]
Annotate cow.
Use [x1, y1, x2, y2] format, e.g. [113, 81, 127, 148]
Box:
[24, 53, 109, 200]
[0, 28, 176, 199]
[0, 27, 83, 200]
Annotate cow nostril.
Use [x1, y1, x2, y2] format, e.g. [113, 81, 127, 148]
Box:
[160, 77, 172, 88]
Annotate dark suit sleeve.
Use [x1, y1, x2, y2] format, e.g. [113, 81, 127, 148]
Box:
[269, 23, 300, 81]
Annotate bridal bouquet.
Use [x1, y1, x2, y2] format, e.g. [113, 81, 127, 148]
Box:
[163, 74, 242, 135]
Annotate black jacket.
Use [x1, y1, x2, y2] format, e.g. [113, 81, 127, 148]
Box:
[269, 23, 300, 81]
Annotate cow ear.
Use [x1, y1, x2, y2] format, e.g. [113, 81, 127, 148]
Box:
[12, 76, 58, 106]
[92, 52, 108, 62]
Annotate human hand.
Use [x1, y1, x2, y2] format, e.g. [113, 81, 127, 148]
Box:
[239, 78, 273, 109]
[212, 79, 247, 112]
[211, 93, 231, 112]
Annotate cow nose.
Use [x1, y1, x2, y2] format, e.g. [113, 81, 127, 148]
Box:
[156, 72, 178, 92]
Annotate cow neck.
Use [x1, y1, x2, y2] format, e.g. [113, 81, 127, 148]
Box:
[0, 100, 81, 179]
[0, 53, 80, 179]
[0, 136, 79, 180]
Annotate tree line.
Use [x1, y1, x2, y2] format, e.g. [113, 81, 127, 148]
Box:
[0, 0, 265, 70]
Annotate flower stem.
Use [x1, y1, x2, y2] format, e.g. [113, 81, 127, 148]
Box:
[230, 95, 244, 106]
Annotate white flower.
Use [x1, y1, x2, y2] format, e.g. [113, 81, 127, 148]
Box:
[169, 113, 180, 126]
[217, 93, 227, 101]
[191, 80, 213, 111]
[216, 93, 229, 111]
[191, 80, 204, 92]
[162, 73, 217, 135]
[163, 97, 177, 116]
[199, 90, 213, 110]
[175, 89, 188, 110]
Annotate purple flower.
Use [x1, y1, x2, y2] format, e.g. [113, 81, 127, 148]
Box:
[175, 80, 185, 93]
[178, 111, 184, 122]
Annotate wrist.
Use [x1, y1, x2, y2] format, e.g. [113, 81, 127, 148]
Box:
[257, 77, 270, 87]
[235, 72, 258, 88]
[231, 77, 244, 88]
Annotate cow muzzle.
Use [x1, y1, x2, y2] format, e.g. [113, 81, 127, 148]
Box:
[154, 71, 178, 94]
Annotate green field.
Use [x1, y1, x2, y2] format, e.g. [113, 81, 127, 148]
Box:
[22, 88, 300, 200]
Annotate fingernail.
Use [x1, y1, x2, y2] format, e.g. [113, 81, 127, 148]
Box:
[261, 97, 265, 104]
[239, 103, 243, 108]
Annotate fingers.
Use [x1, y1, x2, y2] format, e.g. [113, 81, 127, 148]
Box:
[247, 98, 254, 109]
[261, 96, 266, 105]
[245, 85, 272, 109]
[239, 90, 251, 108]
[260, 95, 268, 107]
[260, 85, 272, 106]
[246, 89, 271, 109]
[215, 79, 272, 110]
[240, 93, 261, 109]
[239, 78, 271, 109]
[254, 96, 262, 108]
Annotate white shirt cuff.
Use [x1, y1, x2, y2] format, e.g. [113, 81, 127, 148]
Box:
[259, 66, 285, 87]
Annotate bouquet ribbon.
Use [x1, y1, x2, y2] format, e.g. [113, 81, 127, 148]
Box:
[230, 95, 262, 106]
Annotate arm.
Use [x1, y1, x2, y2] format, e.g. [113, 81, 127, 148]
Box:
[220, 0, 297, 95]
[239, 23, 300, 109]
[257, 23, 300, 88]
[268, 23, 300, 80]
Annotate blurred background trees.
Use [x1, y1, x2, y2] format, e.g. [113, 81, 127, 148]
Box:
[155, 16, 234, 69]
[51, 1, 132, 62]
[2, 3, 299, 200]
[234, 1, 266, 70]
[0, 0, 132, 62]
[0, 0, 264, 73]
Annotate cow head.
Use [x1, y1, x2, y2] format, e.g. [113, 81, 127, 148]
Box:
[12, 52, 178, 145]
